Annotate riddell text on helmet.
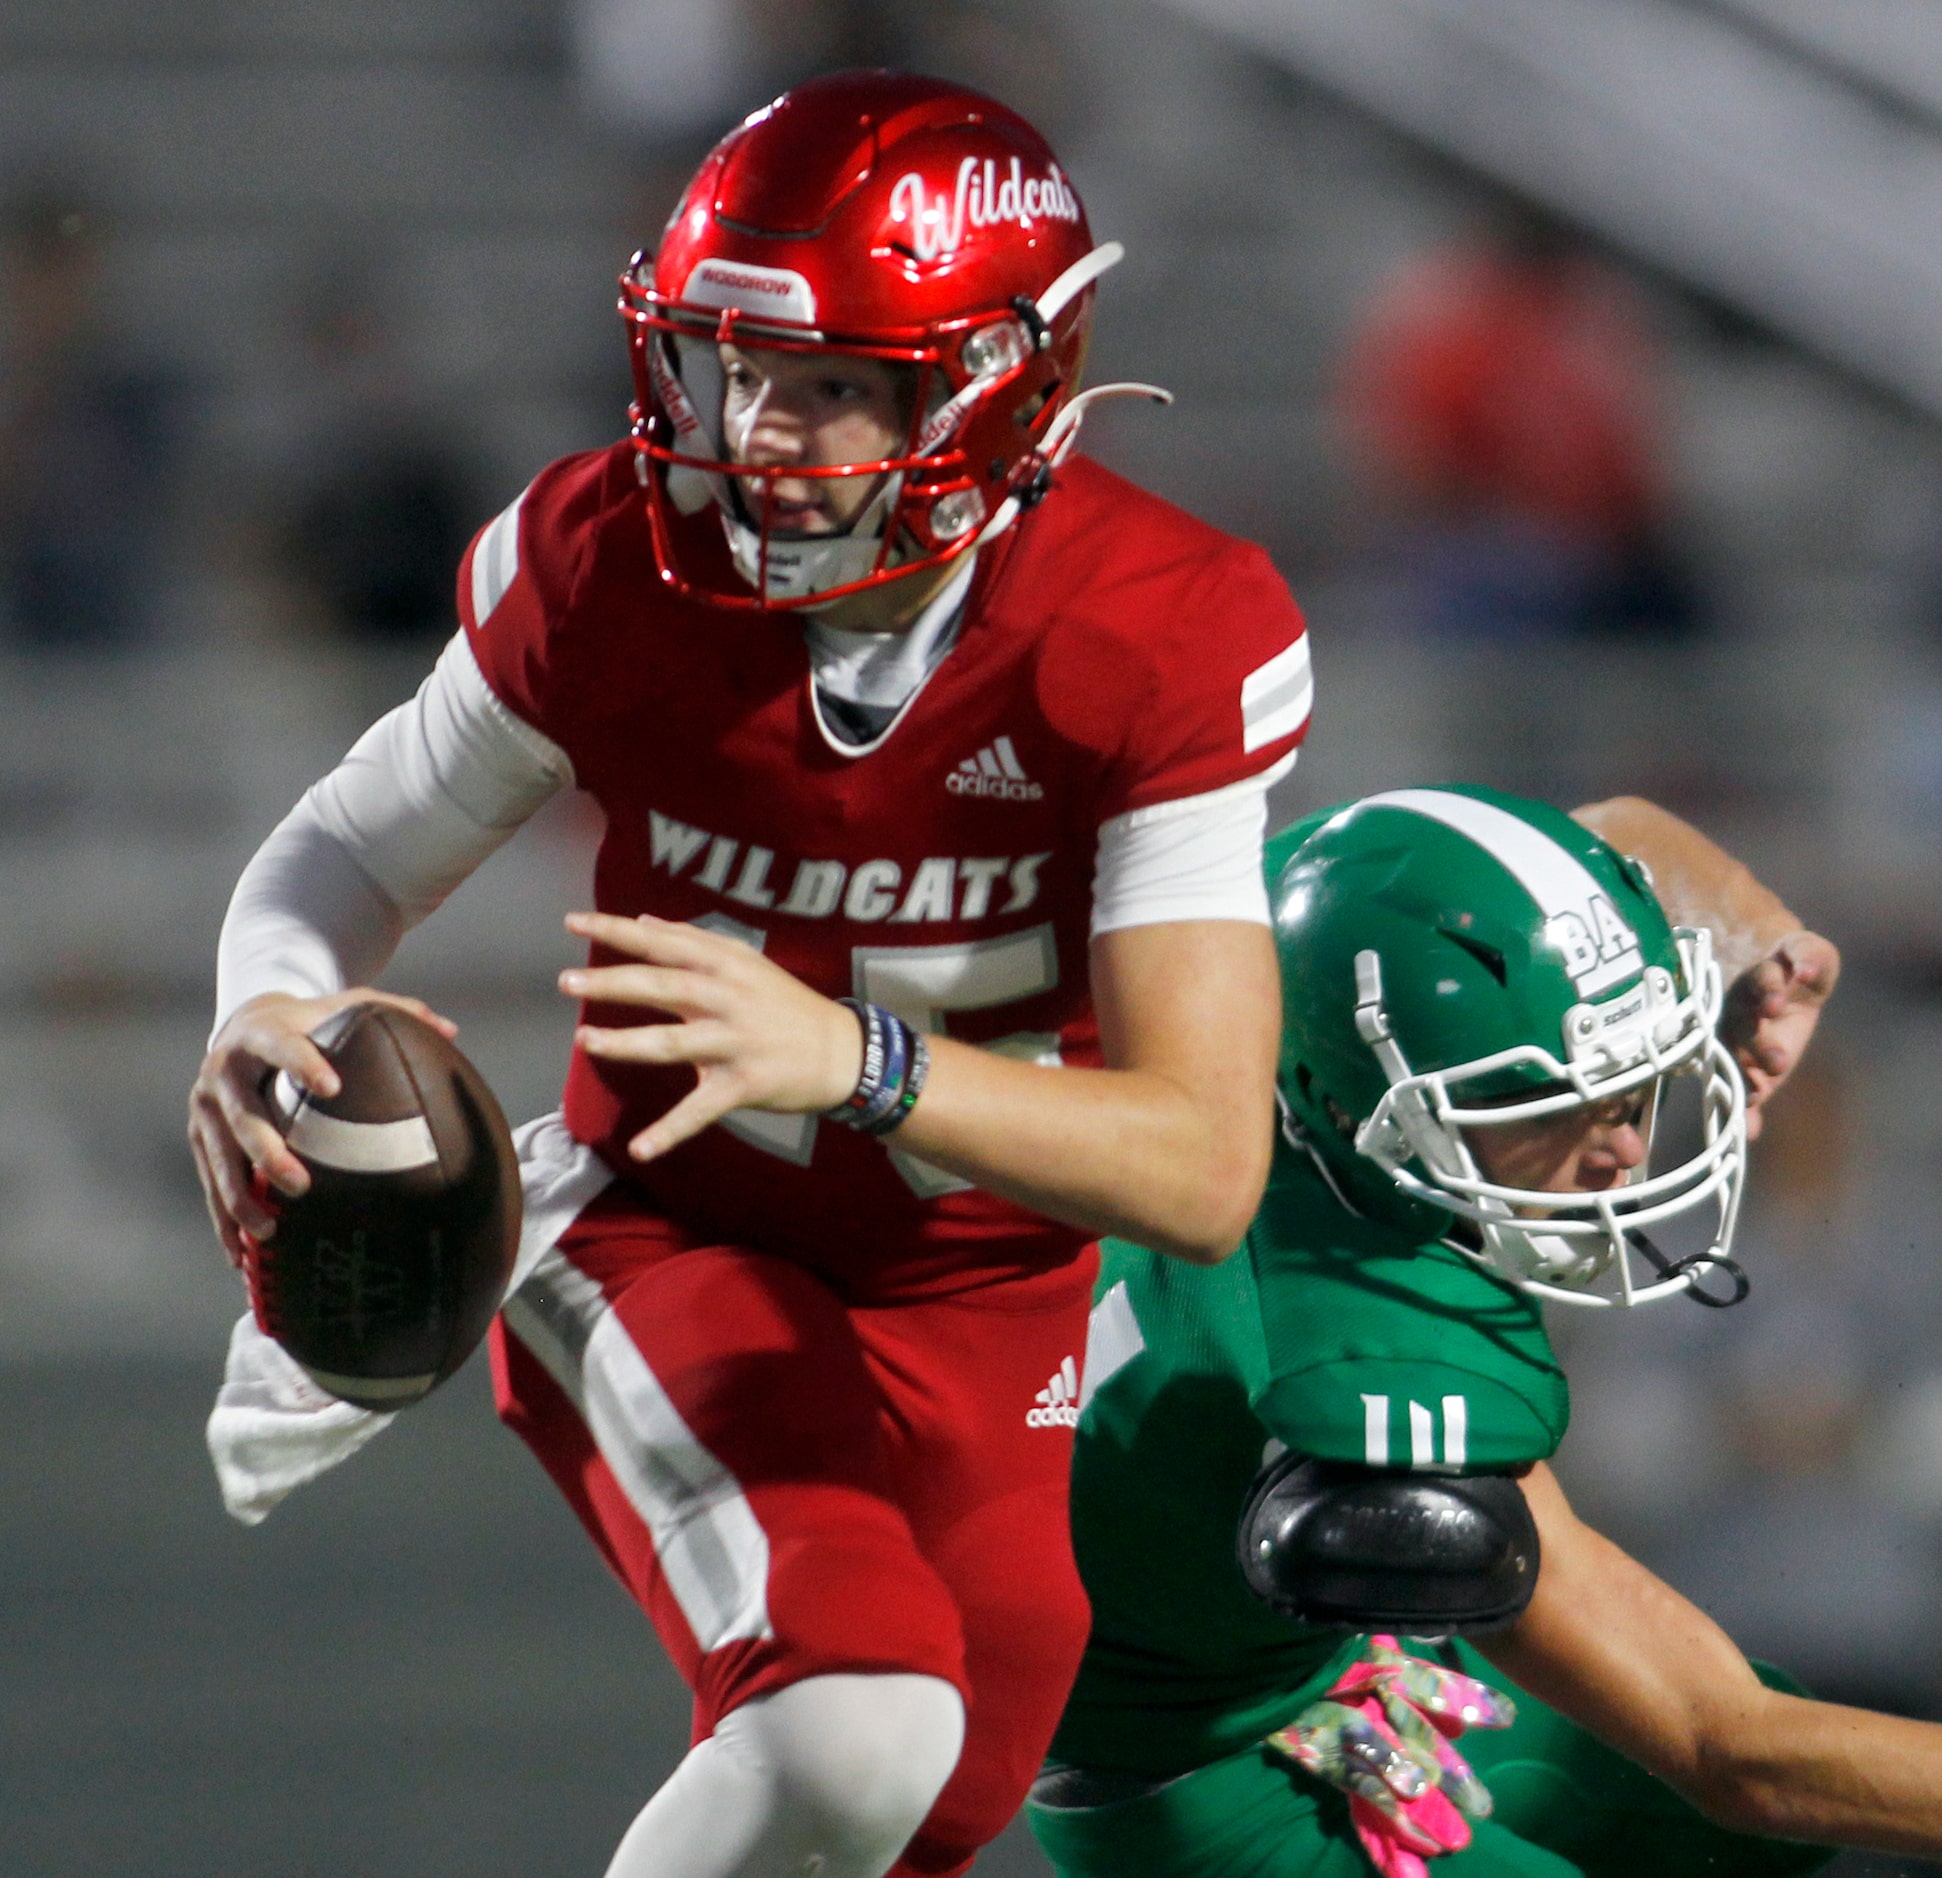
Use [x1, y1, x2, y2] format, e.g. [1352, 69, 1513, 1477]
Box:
[890, 158, 1082, 263]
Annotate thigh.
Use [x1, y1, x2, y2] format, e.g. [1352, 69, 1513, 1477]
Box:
[492, 1197, 967, 1734]
[859, 1255, 1100, 1875]
[1027, 1746, 1586, 1878]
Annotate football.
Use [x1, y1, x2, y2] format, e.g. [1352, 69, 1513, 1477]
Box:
[243, 1003, 521, 1412]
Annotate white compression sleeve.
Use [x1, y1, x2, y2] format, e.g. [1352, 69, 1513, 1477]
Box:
[213, 634, 574, 1032]
[1089, 748, 1298, 936]
[603, 1673, 965, 1878]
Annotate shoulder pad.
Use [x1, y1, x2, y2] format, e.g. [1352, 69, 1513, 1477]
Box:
[1237, 1451, 1538, 1633]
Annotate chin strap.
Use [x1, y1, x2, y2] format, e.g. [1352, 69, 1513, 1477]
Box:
[1042, 381, 1173, 467]
[966, 379, 1175, 557]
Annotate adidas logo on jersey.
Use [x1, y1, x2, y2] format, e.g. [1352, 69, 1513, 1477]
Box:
[948, 736, 1044, 801]
[1027, 1356, 1081, 1428]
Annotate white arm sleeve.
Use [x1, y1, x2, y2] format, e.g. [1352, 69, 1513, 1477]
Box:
[213, 634, 575, 1032]
[1089, 749, 1298, 936]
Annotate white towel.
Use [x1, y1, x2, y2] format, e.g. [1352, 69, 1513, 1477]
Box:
[206, 1111, 615, 1524]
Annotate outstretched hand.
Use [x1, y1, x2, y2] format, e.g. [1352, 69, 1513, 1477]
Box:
[1719, 930, 1839, 1141]
[560, 911, 864, 1164]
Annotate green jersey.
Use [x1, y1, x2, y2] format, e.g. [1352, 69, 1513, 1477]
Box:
[1034, 808, 1825, 1878]
[1051, 1139, 1568, 1777]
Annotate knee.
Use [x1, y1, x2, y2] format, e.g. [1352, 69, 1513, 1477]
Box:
[724, 1672, 966, 1862]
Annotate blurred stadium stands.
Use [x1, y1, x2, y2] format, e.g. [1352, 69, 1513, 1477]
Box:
[4, 0, 1942, 1872]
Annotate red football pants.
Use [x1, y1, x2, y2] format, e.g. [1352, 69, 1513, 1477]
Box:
[490, 1194, 1096, 1877]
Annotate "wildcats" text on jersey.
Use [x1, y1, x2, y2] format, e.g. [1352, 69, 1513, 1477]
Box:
[648, 810, 1052, 925]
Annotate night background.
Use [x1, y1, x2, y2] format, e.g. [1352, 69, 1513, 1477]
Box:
[6, 1, 1942, 1871]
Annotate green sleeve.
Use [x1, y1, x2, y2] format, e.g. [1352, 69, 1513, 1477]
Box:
[1244, 1147, 1570, 1471]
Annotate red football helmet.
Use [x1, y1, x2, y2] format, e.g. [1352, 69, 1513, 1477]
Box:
[620, 69, 1161, 609]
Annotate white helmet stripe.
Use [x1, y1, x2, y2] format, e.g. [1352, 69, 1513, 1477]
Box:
[1360, 789, 1644, 997]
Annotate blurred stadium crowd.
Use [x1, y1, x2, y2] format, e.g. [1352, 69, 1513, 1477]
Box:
[7, 0, 1942, 1872]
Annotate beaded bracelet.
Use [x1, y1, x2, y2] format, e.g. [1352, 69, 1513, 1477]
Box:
[830, 999, 929, 1137]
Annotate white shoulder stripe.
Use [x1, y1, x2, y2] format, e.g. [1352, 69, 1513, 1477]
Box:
[1360, 789, 1643, 996]
[469, 486, 528, 627]
[1077, 1280, 1146, 1413]
[1101, 747, 1297, 837]
[1241, 635, 1314, 753]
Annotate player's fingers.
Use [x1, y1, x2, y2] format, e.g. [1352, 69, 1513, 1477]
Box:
[188, 1127, 255, 1265]
[207, 1076, 312, 1200]
[575, 1018, 735, 1066]
[1429, 1741, 1493, 1819]
[1408, 1666, 1515, 1733]
[190, 1099, 285, 1238]
[1340, 1715, 1431, 1801]
[624, 1077, 748, 1163]
[345, 988, 460, 1039]
[248, 1027, 342, 1100]
[1345, 1783, 1446, 1856]
[1781, 929, 1841, 991]
[1382, 1785, 1473, 1856]
[566, 910, 735, 968]
[1369, 1707, 1454, 1802]
[1721, 960, 1777, 1038]
[559, 962, 723, 1017]
[1344, 1797, 1439, 1878]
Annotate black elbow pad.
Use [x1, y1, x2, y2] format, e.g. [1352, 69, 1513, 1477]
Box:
[1237, 1451, 1539, 1633]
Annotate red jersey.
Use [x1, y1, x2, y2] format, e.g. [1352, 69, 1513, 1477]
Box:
[460, 443, 1308, 1298]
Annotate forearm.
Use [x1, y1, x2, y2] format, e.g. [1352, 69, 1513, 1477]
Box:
[889, 1042, 1271, 1262]
[570, 912, 1281, 1255]
[1690, 1695, 1942, 1853]
[890, 919, 1278, 1260]
[1482, 1465, 1942, 1856]
[1572, 796, 1801, 979]
[214, 803, 407, 1029]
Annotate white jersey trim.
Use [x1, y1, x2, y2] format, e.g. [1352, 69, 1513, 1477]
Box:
[503, 1241, 777, 1650]
[1088, 749, 1297, 936]
[1241, 635, 1314, 754]
[1078, 1279, 1146, 1414]
[470, 486, 528, 627]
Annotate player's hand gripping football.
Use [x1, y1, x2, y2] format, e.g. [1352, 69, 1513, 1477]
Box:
[560, 911, 865, 1163]
[1266, 1637, 1514, 1878]
[187, 989, 459, 1267]
[1721, 929, 1839, 1141]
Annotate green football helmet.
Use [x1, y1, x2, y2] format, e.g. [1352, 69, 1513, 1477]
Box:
[1272, 786, 1747, 1307]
